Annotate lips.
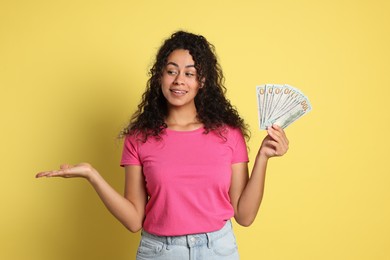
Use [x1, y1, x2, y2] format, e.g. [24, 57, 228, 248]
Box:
[170, 89, 188, 95]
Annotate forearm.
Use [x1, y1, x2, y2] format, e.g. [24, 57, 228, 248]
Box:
[235, 154, 268, 226]
[87, 170, 144, 232]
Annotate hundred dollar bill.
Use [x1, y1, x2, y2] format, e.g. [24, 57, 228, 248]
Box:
[256, 85, 266, 129]
[268, 98, 312, 129]
[266, 84, 284, 121]
[256, 84, 312, 129]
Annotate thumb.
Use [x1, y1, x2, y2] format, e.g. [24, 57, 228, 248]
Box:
[60, 164, 73, 170]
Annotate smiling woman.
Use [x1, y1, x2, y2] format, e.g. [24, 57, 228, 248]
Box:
[121, 31, 251, 141]
[36, 31, 289, 260]
[161, 49, 202, 113]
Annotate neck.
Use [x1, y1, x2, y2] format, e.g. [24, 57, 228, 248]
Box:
[165, 107, 202, 131]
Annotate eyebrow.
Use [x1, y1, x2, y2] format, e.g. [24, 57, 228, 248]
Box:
[166, 62, 195, 68]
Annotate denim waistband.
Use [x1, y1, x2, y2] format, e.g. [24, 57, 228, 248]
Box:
[141, 220, 233, 248]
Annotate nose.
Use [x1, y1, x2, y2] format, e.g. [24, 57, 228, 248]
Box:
[173, 72, 185, 85]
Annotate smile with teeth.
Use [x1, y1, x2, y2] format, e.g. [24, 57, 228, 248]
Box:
[170, 89, 188, 95]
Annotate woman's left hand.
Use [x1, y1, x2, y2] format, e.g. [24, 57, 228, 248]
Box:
[259, 124, 289, 159]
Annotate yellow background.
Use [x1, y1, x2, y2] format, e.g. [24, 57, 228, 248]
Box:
[1, 0, 389, 259]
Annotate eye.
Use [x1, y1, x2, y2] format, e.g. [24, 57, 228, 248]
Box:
[185, 72, 196, 77]
[166, 69, 178, 76]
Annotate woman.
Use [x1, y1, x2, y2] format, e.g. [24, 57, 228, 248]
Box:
[36, 31, 289, 260]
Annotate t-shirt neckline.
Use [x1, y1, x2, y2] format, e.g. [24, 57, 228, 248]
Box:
[165, 126, 205, 134]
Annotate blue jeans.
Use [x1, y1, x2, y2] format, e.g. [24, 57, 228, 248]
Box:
[136, 220, 239, 260]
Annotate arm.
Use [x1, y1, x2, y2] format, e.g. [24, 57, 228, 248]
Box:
[36, 163, 147, 232]
[229, 124, 289, 227]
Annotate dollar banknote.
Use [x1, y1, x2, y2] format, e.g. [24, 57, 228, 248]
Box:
[256, 84, 312, 129]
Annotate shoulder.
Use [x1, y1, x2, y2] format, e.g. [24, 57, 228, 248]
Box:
[206, 125, 246, 147]
[122, 132, 162, 158]
[123, 133, 150, 152]
[123, 133, 140, 145]
[124, 130, 164, 144]
[220, 125, 245, 140]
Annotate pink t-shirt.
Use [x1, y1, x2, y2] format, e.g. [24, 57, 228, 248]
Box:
[120, 126, 248, 236]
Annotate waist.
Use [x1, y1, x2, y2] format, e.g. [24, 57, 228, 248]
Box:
[141, 220, 233, 248]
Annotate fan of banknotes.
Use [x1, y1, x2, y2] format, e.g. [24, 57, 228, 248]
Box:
[256, 84, 312, 129]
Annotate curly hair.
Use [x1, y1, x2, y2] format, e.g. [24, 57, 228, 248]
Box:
[120, 31, 249, 141]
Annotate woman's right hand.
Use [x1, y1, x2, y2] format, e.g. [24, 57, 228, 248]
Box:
[36, 163, 96, 180]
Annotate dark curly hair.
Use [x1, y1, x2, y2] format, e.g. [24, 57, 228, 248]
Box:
[120, 31, 249, 141]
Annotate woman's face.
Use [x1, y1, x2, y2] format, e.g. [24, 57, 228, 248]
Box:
[161, 49, 202, 110]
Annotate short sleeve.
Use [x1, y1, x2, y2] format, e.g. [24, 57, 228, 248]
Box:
[231, 128, 249, 164]
[120, 135, 142, 167]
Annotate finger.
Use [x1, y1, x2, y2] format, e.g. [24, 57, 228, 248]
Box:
[49, 170, 67, 177]
[265, 140, 279, 151]
[35, 170, 62, 178]
[269, 125, 289, 147]
[265, 139, 288, 156]
[273, 124, 289, 143]
[267, 127, 283, 144]
[261, 141, 280, 157]
[36, 171, 49, 178]
[271, 124, 286, 137]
